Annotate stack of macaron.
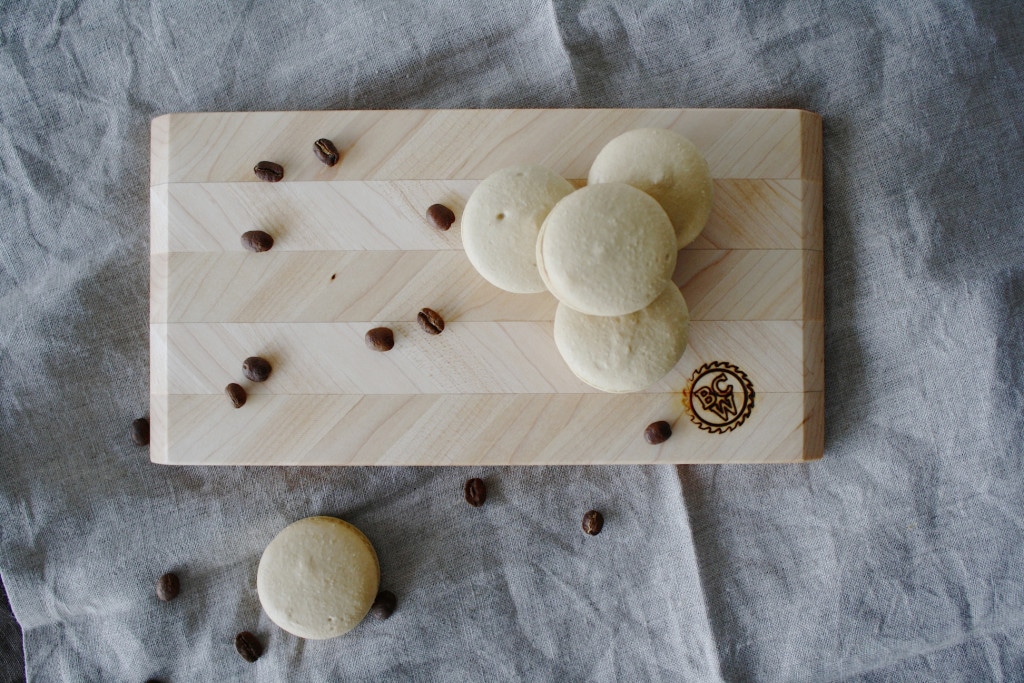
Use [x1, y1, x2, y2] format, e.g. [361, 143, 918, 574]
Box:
[461, 128, 712, 393]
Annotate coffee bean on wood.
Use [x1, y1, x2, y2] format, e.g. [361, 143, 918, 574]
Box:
[253, 161, 284, 182]
[313, 138, 340, 166]
[240, 230, 274, 252]
[644, 421, 672, 444]
[417, 308, 445, 335]
[242, 357, 272, 383]
[225, 383, 247, 408]
[426, 203, 456, 231]
[365, 327, 395, 352]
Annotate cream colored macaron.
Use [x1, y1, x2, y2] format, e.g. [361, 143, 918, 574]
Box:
[257, 516, 380, 640]
[461, 165, 574, 293]
[588, 128, 713, 249]
[554, 285, 690, 393]
[536, 183, 677, 316]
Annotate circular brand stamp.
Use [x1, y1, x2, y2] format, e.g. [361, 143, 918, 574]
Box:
[684, 361, 755, 433]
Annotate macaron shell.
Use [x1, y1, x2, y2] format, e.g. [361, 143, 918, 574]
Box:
[257, 516, 380, 640]
[461, 165, 574, 294]
[554, 285, 690, 393]
[537, 183, 677, 316]
[588, 128, 713, 249]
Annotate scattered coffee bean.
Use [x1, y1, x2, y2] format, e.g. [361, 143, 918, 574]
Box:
[426, 203, 456, 231]
[582, 510, 604, 536]
[242, 357, 272, 383]
[464, 478, 487, 507]
[253, 161, 284, 182]
[131, 418, 150, 446]
[644, 420, 672, 445]
[240, 230, 274, 253]
[417, 308, 445, 335]
[155, 572, 180, 602]
[313, 138, 340, 166]
[225, 383, 247, 408]
[234, 631, 264, 663]
[365, 327, 395, 352]
[370, 590, 397, 620]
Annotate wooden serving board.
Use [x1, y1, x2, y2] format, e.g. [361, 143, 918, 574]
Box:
[150, 109, 823, 465]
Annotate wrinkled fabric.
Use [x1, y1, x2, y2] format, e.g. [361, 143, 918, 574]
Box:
[1, 1, 1022, 681]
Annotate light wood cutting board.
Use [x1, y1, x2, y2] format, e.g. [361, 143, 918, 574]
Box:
[150, 108, 823, 466]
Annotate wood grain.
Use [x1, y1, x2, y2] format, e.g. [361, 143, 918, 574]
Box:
[150, 108, 825, 465]
[153, 178, 814, 253]
[152, 250, 809, 324]
[151, 109, 819, 185]
[152, 320, 820, 395]
[150, 392, 820, 466]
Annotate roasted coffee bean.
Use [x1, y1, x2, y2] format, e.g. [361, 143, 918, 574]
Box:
[240, 230, 274, 253]
[464, 478, 487, 507]
[253, 161, 284, 182]
[156, 572, 180, 602]
[370, 590, 397, 620]
[426, 203, 456, 231]
[225, 383, 247, 408]
[234, 631, 264, 662]
[313, 138, 340, 166]
[582, 510, 604, 536]
[242, 356, 272, 383]
[131, 418, 150, 446]
[417, 308, 445, 335]
[644, 420, 672, 445]
[365, 327, 395, 352]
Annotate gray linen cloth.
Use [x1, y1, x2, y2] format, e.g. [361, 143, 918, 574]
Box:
[2, 1, 1022, 681]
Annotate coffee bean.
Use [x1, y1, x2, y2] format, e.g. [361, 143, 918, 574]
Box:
[417, 308, 445, 335]
[242, 357, 272, 383]
[240, 230, 274, 253]
[253, 161, 284, 182]
[582, 510, 604, 536]
[365, 327, 395, 352]
[370, 590, 397, 620]
[234, 631, 264, 662]
[644, 420, 672, 445]
[426, 203, 456, 231]
[156, 572, 180, 602]
[464, 478, 487, 507]
[313, 138, 340, 166]
[225, 383, 247, 408]
[131, 418, 150, 446]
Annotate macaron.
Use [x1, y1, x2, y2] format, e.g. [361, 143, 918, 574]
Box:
[553, 284, 690, 393]
[257, 516, 380, 639]
[461, 165, 574, 293]
[537, 182, 677, 316]
[588, 128, 713, 249]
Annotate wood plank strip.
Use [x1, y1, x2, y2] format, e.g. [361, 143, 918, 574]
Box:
[802, 250, 825, 322]
[673, 250, 807, 322]
[154, 250, 807, 324]
[801, 180, 823, 251]
[152, 391, 819, 466]
[153, 178, 811, 253]
[799, 111, 824, 182]
[156, 320, 819, 395]
[152, 109, 807, 185]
